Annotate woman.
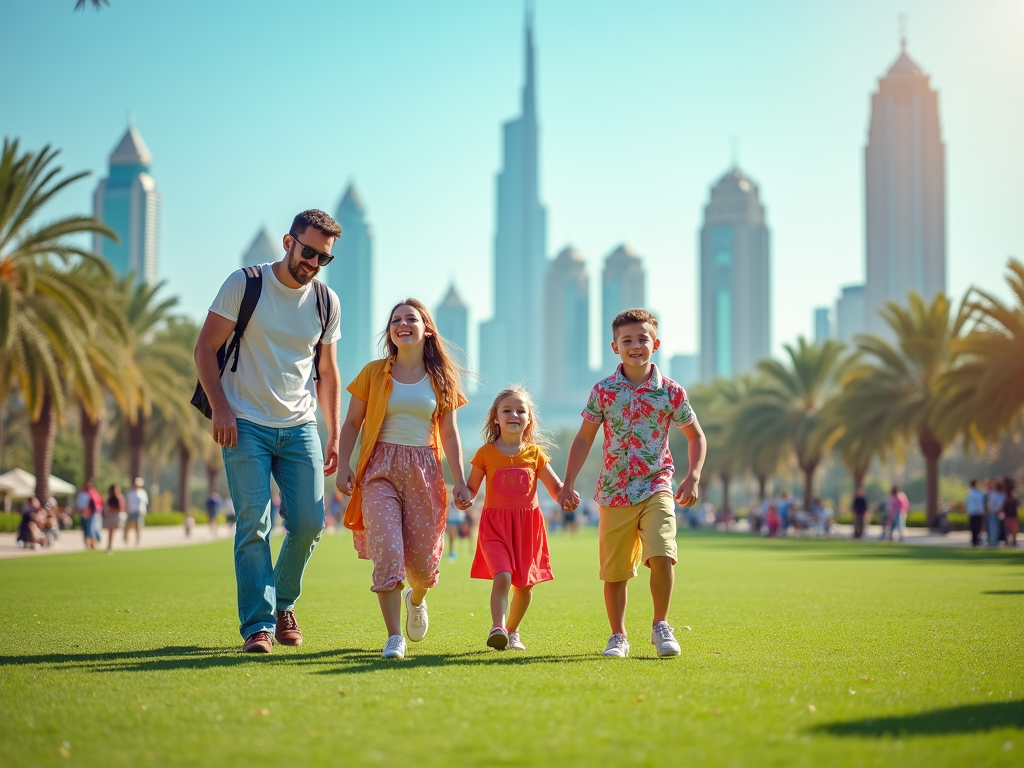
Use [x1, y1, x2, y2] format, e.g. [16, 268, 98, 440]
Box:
[103, 484, 126, 554]
[336, 299, 470, 660]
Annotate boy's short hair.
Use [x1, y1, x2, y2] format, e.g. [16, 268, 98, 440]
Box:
[289, 209, 342, 239]
[612, 308, 659, 339]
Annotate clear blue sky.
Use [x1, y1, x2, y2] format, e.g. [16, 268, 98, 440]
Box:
[3, 0, 1022, 366]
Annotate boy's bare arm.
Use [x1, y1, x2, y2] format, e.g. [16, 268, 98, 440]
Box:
[557, 420, 600, 510]
[674, 416, 707, 507]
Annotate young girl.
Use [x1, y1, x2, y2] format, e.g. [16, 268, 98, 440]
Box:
[336, 299, 470, 660]
[461, 388, 578, 651]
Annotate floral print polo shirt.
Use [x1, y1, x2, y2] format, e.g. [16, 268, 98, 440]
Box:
[582, 364, 696, 507]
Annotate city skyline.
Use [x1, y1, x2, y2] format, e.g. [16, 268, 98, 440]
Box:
[5, 1, 1022, 370]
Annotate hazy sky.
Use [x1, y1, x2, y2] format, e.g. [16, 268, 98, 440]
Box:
[3, 0, 1022, 367]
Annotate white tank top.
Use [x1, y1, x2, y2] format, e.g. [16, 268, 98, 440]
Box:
[378, 375, 436, 446]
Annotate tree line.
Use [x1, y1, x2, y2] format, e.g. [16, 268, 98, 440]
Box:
[4, 139, 1022, 521]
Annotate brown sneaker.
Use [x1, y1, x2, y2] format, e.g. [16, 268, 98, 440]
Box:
[243, 631, 272, 653]
[275, 610, 303, 646]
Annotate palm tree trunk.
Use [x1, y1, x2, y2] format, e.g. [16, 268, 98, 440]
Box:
[757, 474, 768, 502]
[176, 441, 191, 514]
[852, 462, 867, 492]
[129, 408, 145, 481]
[80, 403, 102, 484]
[29, 390, 56, 501]
[206, 461, 219, 497]
[918, 428, 943, 529]
[721, 473, 732, 513]
[801, 461, 818, 513]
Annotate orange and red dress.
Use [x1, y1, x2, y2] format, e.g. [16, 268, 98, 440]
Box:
[469, 442, 553, 587]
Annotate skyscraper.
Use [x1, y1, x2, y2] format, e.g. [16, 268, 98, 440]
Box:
[601, 244, 646, 373]
[835, 284, 866, 345]
[669, 354, 698, 389]
[92, 124, 160, 284]
[479, 10, 548, 391]
[699, 167, 771, 382]
[435, 283, 470, 389]
[242, 228, 277, 268]
[543, 246, 590, 406]
[329, 183, 374, 386]
[813, 307, 833, 344]
[864, 36, 946, 336]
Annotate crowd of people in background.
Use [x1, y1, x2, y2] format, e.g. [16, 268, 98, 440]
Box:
[965, 477, 1019, 548]
[742, 491, 836, 538]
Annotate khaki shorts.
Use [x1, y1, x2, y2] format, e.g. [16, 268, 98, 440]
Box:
[598, 491, 677, 582]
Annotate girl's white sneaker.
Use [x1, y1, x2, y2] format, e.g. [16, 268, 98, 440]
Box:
[602, 633, 630, 657]
[508, 632, 526, 651]
[651, 621, 681, 657]
[403, 588, 429, 642]
[382, 634, 406, 660]
[487, 626, 509, 650]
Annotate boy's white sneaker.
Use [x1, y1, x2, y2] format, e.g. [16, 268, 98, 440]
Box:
[403, 588, 428, 642]
[382, 634, 406, 660]
[651, 621, 681, 657]
[507, 631, 526, 651]
[602, 633, 630, 657]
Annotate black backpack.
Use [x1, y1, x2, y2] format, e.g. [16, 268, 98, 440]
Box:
[191, 264, 336, 419]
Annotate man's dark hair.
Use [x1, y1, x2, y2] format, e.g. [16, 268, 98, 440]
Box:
[611, 308, 659, 339]
[289, 209, 342, 239]
[970, 479, 977, 488]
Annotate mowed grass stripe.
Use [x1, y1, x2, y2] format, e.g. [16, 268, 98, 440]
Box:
[0, 530, 1021, 767]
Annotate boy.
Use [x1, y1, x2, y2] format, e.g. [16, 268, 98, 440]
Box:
[558, 309, 706, 658]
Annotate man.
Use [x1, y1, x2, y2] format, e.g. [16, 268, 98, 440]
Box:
[194, 209, 342, 654]
[852, 487, 868, 539]
[965, 479, 985, 547]
[125, 477, 149, 546]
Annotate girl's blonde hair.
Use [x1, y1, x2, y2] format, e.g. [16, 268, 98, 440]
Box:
[481, 387, 551, 448]
[378, 298, 466, 413]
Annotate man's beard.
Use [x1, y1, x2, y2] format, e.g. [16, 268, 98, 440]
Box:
[287, 247, 319, 285]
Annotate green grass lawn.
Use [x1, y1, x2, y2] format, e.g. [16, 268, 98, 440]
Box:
[1, 530, 1022, 767]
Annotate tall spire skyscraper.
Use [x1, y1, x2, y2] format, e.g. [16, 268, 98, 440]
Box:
[864, 35, 946, 336]
[329, 182, 374, 388]
[93, 123, 160, 284]
[479, 9, 548, 390]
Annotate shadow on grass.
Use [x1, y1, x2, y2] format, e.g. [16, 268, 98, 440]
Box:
[810, 700, 1024, 737]
[983, 590, 1024, 595]
[0, 644, 596, 674]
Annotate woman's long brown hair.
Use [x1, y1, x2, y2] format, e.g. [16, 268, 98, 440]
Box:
[378, 298, 466, 413]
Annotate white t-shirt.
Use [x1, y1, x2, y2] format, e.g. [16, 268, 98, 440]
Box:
[126, 488, 149, 515]
[209, 264, 341, 428]
[378, 375, 436, 446]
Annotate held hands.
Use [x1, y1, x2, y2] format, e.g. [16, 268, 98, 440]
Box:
[675, 476, 700, 507]
[557, 483, 581, 512]
[212, 408, 238, 448]
[335, 466, 355, 496]
[453, 480, 473, 511]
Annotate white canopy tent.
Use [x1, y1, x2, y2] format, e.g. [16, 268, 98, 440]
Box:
[0, 468, 77, 499]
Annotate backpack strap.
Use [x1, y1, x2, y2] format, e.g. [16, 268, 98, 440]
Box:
[222, 265, 264, 374]
[311, 279, 336, 381]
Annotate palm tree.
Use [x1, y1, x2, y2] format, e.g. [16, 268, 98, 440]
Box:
[825, 377, 905, 495]
[681, 380, 743, 514]
[733, 338, 847, 513]
[726, 374, 786, 502]
[0, 139, 116, 499]
[845, 292, 966, 527]
[941, 258, 1024, 441]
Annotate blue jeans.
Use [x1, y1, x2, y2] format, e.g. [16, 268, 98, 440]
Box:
[223, 419, 325, 640]
[987, 513, 1001, 547]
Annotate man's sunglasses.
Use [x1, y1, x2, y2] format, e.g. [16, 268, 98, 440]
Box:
[291, 236, 335, 267]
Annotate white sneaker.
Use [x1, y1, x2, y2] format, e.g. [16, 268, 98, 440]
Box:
[487, 626, 509, 650]
[404, 588, 428, 642]
[382, 634, 406, 660]
[651, 621, 681, 657]
[602, 633, 630, 657]
[508, 631, 526, 651]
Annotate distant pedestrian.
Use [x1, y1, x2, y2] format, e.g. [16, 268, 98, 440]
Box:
[852, 487, 868, 539]
[985, 479, 1005, 548]
[1003, 477, 1019, 548]
[125, 477, 149, 546]
[194, 208, 342, 654]
[766, 503, 780, 537]
[965, 479, 985, 547]
[778, 491, 793, 536]
[87, 481, 104, 548]
[886, 486, 909, 542]
[16, 498, 46, 549]
[103, 484, 126, 554]
[206, 491, 222, 537]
